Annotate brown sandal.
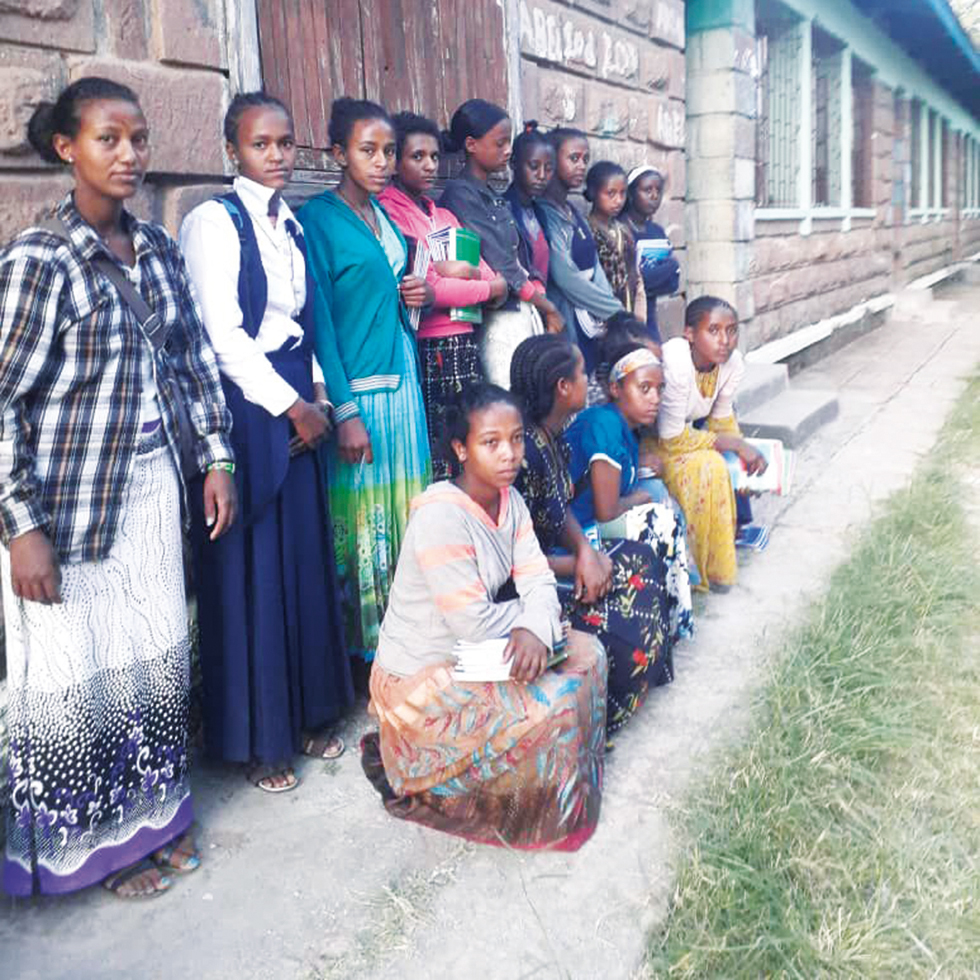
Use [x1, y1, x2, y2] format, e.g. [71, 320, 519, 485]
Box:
[152, 830, 201, 874]
[302, 732, 345, 760]
[245, 764, 300, 793]
[103, 859, 172, 899]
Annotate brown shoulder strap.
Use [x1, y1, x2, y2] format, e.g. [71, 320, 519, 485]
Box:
[35, 215, 72, 240]
[36, 214, 166, 350]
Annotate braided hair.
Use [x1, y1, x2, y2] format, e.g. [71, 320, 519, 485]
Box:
[224, 91, 291, 145]
[443, 383, 523, 463]
[685, 295, 737, 331]
[511, 120, 552, 169]
[510, 334, 581, 424]
[329, 96, 391, 148]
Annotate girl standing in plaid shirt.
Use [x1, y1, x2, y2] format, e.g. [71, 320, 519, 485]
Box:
[0, 78, 236, 899]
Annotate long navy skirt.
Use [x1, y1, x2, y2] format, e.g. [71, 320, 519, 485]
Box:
[192, 349, 353, 765]
[192, 449, 353, 764]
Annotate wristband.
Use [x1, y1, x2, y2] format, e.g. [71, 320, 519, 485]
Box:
[207, 460, 235, 475]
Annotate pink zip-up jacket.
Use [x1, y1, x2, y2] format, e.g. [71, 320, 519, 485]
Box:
[378, 183, 497, 339]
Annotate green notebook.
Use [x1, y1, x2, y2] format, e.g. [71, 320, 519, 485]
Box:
[427, 226, 483, 325]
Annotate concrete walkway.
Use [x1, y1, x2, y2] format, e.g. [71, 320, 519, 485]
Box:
[3, 280, 979, 980]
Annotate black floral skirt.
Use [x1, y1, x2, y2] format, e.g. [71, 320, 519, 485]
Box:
[563, 538, 674, 734]
[420, 333, 484, 481]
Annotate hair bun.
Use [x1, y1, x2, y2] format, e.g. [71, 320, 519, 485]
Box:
[440, 127, 460, 154]
[27, 101, 61, 164]
[524, 119, 539, 133]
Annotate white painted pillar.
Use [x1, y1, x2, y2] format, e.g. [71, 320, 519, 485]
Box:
[840, 47, 853, 230]
[933, 111, 942, 210]
[798, 17, 813, 235]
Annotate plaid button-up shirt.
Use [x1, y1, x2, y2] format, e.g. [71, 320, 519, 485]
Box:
[0, 195, 233, 563]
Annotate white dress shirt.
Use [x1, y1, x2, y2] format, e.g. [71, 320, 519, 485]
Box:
[657, 337, 746, 440]
[179, 175, 324, 417]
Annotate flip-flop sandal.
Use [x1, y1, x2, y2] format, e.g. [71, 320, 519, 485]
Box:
[302, 733, 345, 760]
[103, 859, 172, 899]
[152, 832, 201, 874]
[246, 765, 300, 794]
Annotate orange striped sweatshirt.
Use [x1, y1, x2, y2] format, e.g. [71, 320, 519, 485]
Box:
[374, 482, 561, 678]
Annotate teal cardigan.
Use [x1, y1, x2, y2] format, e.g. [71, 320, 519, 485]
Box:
[298, 190, 414, 423]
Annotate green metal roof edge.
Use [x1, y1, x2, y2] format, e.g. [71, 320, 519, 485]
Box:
[921, 0, 980, 73]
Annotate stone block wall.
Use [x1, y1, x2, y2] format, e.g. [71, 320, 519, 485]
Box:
[687, 24, 978, 353]
[518, 0, 688, 335]
[0, 0, 231, 244]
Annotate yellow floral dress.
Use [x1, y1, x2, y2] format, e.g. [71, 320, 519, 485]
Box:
[647, 339, 745, 590]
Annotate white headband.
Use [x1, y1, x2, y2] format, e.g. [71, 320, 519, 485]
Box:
[627, 165, 664, 187]
[610, 348, 661, 384]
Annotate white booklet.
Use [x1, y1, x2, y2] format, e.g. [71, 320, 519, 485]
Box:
[451, 636, 568, 682]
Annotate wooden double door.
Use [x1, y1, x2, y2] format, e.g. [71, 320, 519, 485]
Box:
[257, 0, 509, 172]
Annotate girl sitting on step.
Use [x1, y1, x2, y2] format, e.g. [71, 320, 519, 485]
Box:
[563, 336, 694, 641]
[654, 296, 766, 592]
[511, 334, 681, 730]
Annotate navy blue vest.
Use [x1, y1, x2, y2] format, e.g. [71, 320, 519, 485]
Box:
[213, 191, 319, 523]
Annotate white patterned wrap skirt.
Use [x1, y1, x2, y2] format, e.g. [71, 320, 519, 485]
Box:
[479, 301, 545, 389]
[1, 442, 193, 896]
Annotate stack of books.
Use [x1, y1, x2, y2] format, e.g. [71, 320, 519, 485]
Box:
[425, 226, 483, 324]
[725, 437, 796, 496]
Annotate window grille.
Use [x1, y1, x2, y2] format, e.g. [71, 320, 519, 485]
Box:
[892, 94, 907, 217]
[812, 27, 844, 207]
[756, 4, 802, 208]
[851, 60, 874, 209]
[755, 33, 770, 205]
[911, 100, 922, 208]
[941, 121, 950, 208]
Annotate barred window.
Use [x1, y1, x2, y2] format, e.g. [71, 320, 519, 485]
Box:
[755, 0, 801, 208]
[911, 100, 923, 208]
[851, 59, 875, 209]
[812, 26, 844, 207]
[941, 120, 951, 208]
[892, 94, 907, 218]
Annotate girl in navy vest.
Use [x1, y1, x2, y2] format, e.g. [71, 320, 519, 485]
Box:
[180, 93, 353, 793]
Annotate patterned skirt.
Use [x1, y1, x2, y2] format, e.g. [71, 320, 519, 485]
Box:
[2, 444, 192, 896]
[597, 500, 695, 643]
[419, 333, 483, 482]
[479, 302, 544, 389]
[326, 331, 431, 660]
[564, 537, 676, 735]
[364, 630, 606, 851]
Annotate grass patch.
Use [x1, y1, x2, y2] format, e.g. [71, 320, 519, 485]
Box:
[647, 375, 980, 979]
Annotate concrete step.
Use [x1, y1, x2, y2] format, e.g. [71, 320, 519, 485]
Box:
[739, 387, 840, 448]
[736, 362, 789, 415]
